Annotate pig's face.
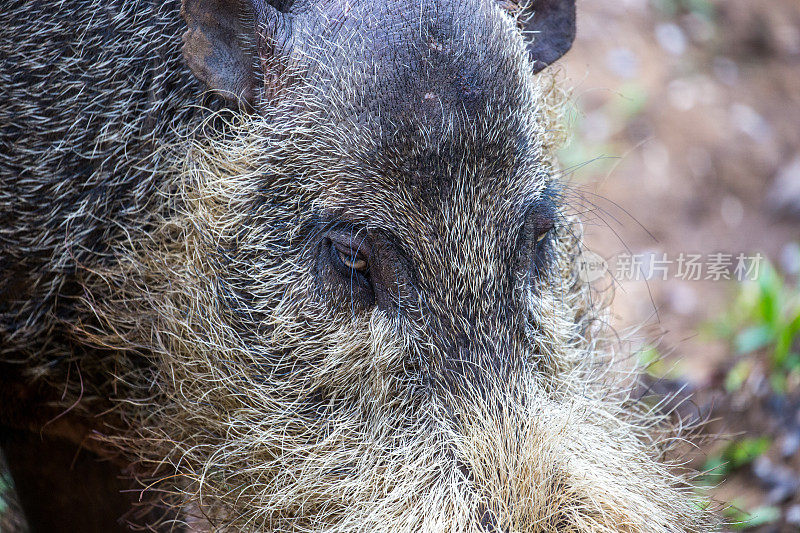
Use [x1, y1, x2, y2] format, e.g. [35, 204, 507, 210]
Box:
[94, 0, 707, 530]
[294, 0, 562, 397]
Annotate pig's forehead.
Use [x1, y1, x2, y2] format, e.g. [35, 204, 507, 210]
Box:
[304, 0, 531, 129]
[302, 0, 548, 201]
[314, 115, 553, 243]
[313, 161, 554, 267]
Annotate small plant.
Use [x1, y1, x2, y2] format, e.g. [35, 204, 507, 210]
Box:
[702, 258, 800, 529]
[701, 437, 772, 486]
[636, 343, 686, 380]
[715, 259, 800, 393]
[723, 503, 781, 531]
[637, 344, 666, 377]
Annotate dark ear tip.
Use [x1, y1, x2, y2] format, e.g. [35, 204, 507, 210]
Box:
[521, 0, 576, 72]
[529, 37, 574, 73]
[181, 1, 260, 103]
[181, 0, 294, 105]
[530, 60, 548, 75]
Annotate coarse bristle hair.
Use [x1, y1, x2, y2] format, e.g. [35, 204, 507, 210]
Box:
[70, 73, 714, 531]
[0, 0, 717, 530]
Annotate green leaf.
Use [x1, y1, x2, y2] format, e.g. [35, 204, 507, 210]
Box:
[755, 265, 782, 326]
[784, 353, 800, 372]
[735, 325, 773, 354]
[743, 506, 781, 528]
[723, 503, 749, 529]
[699, 455, 729, 485]
[724, 359, 752, 392]
[724, 437, 771, 469]
[786, 310, 800, 342]
[770, 372, 787, 394]
[774, 329, 793, 368]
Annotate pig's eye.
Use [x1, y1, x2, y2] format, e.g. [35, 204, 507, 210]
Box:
[535, 229, 550, 244]
[531, 217, 554, 247]
[317, 233, 375, 310]
[523, 199, 555, 250]
[331, 241, 369, 273]
[527, 217, 555, 278]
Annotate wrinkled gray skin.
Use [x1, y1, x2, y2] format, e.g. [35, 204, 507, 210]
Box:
[0, 0, 711, 531]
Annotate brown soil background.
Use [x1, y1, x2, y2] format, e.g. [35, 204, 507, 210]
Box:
[559, 0, 800, 530]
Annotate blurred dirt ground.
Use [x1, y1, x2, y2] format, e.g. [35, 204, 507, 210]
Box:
[559, 0, 800, 530]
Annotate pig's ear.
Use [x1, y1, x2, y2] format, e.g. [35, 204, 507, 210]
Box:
[181, 0, 294, 104]
[501, 0, 577, 73]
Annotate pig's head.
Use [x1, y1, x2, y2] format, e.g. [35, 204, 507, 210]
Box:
[89, 0, 710, 530]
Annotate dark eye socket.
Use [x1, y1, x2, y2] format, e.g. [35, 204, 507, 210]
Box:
[526, 214, 555, 279]
[329, 239, 369, 276]
[317, 231, 375, 310]
[523, 197, 556, 244]
[534, 224, 552, 245]
[529, 212, 554, 246]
